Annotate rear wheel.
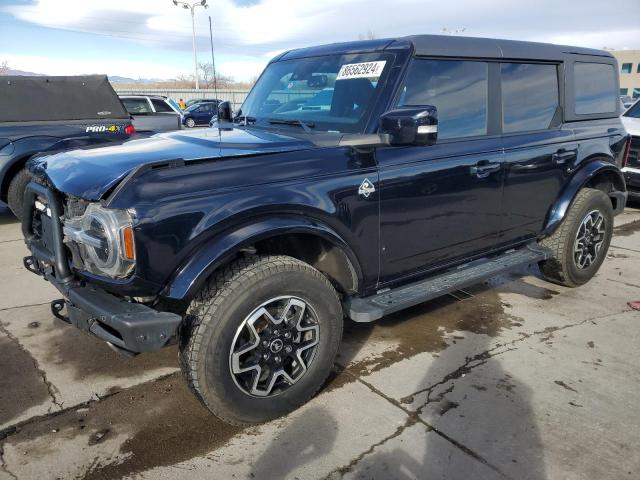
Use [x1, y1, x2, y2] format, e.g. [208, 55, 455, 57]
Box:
[179, 255, 343, 425]
[7, 168, 30, 220]
[539, 188, 613, 287]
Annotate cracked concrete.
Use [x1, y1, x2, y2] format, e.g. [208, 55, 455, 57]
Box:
[0, 202, 639, 479]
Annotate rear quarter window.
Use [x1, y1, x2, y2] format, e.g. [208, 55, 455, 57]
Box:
[574, 62, 617, 115]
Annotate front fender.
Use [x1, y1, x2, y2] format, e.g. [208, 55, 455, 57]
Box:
[163, 216, 363, 302]
[543, 160, 626, 235]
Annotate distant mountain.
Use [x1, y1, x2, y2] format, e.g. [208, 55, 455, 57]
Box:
[6, 68, 44, 76]
[108, 76, 166, 84]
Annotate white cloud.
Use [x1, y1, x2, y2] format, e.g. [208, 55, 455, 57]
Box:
[2, 0, 639, 79]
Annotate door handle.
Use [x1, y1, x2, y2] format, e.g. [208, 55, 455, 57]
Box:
[470, 162, 501, 179]
[552, 149, 577, 165]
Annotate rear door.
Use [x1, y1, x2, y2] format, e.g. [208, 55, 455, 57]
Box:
[378, 58, 505, 286]
[500, 62, 575, 243]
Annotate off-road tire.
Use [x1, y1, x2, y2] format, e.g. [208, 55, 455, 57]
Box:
[7, 168, 30, 220]
[179, 255, 343, 425]
[539, 188, 613, 287]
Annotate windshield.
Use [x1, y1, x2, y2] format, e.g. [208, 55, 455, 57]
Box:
[239, 53, 392, 133]
[625, 99, 640, 119]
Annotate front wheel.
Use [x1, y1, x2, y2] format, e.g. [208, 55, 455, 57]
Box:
[179, 255, 343, 425]
[7, 168, 30, 220]
[185, 118, 196, 128]
[539, 188, 613, 287]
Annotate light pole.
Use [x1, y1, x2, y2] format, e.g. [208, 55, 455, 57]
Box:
[173, 0, 208, 90]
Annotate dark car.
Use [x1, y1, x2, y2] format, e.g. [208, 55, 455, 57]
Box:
[182, 100, 220, 127]
[21, 35, 629, 425]
[185, 97, 220, 108]
[0, 75, 135, 219]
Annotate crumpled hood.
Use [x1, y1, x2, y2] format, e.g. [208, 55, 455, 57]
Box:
[29, 127, 314, 200]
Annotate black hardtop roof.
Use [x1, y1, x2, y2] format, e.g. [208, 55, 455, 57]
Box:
[278, 34, 612, 62]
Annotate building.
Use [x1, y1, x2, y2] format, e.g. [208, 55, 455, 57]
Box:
[611, 50, 640, 99]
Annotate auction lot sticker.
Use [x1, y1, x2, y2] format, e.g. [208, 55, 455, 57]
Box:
[336, 61, 386, 80]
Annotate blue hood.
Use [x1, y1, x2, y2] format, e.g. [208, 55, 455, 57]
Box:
[29, 127, 314, 200]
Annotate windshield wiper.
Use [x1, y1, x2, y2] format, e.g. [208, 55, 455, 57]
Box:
[268, 118, 315, 133]
[233, 115, 257, 125]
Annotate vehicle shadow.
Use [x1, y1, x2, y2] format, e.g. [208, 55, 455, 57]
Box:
[250, 406, 338, 478]
[346, 335, 547, 479]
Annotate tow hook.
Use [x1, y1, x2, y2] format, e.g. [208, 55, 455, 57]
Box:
[23, 256, 43, 276]
[51, 299, 70, 324]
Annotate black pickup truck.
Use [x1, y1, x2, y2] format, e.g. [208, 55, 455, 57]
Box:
[0, 75, 134, 219]
[21, 35, 629, 425]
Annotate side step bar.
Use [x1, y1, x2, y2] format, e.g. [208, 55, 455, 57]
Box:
[347, 244, 551, 323]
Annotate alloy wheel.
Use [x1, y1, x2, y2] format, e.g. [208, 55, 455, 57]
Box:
[229, 296, 320, 398]
[574, 210, 606, 269]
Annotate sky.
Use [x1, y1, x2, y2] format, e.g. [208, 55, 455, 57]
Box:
[0, 0, 639, 82]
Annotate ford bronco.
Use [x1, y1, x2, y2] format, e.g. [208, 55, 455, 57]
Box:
[21, 35, 629, 425]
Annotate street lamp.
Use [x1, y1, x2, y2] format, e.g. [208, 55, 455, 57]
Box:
[172, 0, 208, 90]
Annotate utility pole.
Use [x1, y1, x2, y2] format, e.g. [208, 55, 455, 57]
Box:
[172, 0, 208, 90]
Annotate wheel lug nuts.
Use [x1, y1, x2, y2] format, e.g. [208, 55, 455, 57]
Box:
[275, 356, 281, 363]
[284, 332, 291, 339]
[262, 340, 269, 347]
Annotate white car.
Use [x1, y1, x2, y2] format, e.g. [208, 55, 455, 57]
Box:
[119, 95, 183, 133]
[621, 99, 640, 200]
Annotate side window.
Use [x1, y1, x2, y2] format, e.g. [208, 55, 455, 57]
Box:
[151, 99, 174, 113]
[121, 98, 152, 114]
[397, 59, 488, 139]
[501, 63, 559, 133]
[574, 63, 617, 115]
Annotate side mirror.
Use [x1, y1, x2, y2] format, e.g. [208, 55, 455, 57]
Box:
[379, 106, 438, 146]
[217, 101, 233, 123]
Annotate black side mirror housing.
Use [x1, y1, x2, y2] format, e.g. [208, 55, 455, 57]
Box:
[217, 101, 233, 123]
[379, 106, 438, 146]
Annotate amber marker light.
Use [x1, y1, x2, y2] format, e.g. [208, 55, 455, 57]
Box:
[122, 226, 136, 260]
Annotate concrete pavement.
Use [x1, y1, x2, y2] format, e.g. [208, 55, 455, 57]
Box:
[0, 202, 639, 480]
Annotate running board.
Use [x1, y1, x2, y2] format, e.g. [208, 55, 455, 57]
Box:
[347, 244, 551, 323]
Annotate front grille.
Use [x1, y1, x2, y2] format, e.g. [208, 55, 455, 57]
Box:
[629, 136, 640, 168]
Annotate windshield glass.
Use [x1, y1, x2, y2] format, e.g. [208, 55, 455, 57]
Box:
[625, 100, 640, 118]
[239, 53, 392, 133]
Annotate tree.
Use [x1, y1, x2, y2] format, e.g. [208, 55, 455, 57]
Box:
[0, 61, 9, 76]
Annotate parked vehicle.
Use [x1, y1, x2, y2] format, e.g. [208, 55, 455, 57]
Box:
[186, 97, 220, 108]
[22, 35, 628, 426]
[182, 100, 220, 127]
[119, 95, 182, 132]
[0, 75, 135, 219]
[621, 99, 640, 199]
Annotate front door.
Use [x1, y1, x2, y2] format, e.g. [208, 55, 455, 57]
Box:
[378, 58, 504, 286]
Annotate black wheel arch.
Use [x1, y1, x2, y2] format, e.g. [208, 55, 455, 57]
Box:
[542, 157, 626, 237]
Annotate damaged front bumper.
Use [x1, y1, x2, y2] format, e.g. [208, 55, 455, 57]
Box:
[22, 181, 181, 355]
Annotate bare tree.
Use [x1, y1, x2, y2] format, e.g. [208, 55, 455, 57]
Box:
[0, 61, 9, 76]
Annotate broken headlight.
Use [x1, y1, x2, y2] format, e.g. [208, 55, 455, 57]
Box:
[63, 203, 136, 278]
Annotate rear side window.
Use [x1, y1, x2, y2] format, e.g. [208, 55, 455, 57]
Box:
[121, 98, 152, 114]
[151, 99, 174, 113]
[501, 63, 559, 133]
[574, 63, 617, 115]
[397, 59, 488, 139]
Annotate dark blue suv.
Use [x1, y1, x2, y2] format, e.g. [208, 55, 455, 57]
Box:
[22, 35, 629, 425]
[182, 100, 220, 127]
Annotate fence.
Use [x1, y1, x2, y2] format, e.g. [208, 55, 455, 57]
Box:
[112, 88, 251, 110]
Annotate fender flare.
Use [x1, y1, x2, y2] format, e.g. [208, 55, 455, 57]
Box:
[0, 136, 63, 198]
[543, 159, 626, 235]
[163, 216, 363, 302]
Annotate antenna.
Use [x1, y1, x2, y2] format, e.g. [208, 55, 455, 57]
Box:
[209, 16, 219, 102]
